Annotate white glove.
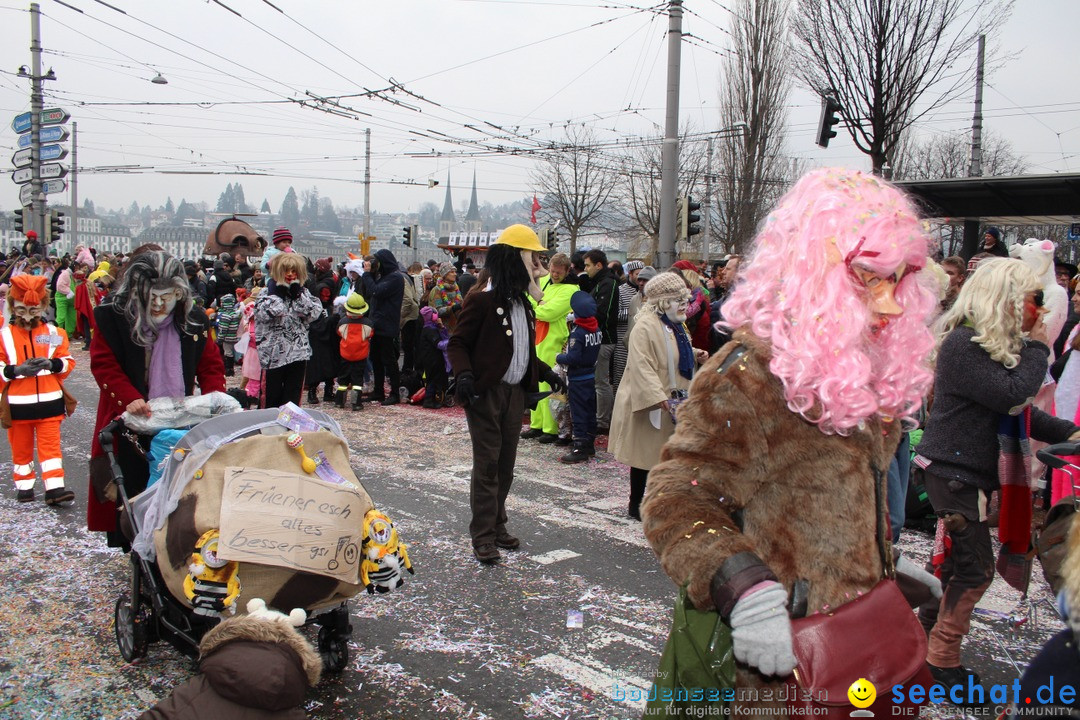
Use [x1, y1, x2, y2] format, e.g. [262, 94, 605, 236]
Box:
[729, 582, 797, 676]
[65, 290, 75, 299]
[896, 555, 942, 599]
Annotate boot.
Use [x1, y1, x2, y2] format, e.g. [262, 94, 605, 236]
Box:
[324, 383, 336, 403]
[334, 388, 347, 409]
[352, 390, 364, 411]
[307, 386, 320, 405]
[224, 355, 235, 377]
[560, 443, 592, 464]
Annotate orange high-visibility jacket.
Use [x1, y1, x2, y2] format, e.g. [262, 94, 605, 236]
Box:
[0, 322, 75, 420]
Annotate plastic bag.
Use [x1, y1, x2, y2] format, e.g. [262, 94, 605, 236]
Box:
[120, 391, 242, 434]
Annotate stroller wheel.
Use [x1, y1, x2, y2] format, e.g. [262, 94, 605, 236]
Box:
[317, 625, 349, 674]
[114, 597, 149, 662]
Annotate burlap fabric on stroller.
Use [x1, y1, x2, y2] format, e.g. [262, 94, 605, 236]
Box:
[152, 430, 372, 613]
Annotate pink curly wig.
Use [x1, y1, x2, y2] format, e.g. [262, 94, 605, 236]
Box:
[722, 168, 937, 435]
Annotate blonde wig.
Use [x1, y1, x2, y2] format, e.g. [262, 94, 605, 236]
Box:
[936, 258, 1042, 369]
[269, 252, 308, 285]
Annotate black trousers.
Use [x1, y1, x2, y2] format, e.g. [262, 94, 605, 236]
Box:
[263, 360, 306, 409]
[338, 359, 366, 389]
[464, 382, 524, 547]
[370, 334, 400, 400]
[400, 319, 420, 372]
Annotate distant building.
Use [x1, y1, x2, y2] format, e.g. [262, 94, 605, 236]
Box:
[464, 171, 482, 234]
[439, 172, 456, 239]
[137, 225, 207, 261]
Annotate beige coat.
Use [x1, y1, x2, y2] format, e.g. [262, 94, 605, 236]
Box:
[609, 310, 693, 470]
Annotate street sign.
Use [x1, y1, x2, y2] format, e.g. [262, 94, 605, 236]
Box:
[11, 148, 32, 168]
[39, 144, 67, 161]
[19, 183, 32, 207]
[42, 178, 66, 195]
[10, 108, 69, 134]
[40, 162, 67, 180]
[11, 167, 32, 184]
[1072, 223, 1080, 239]
[39, 108, 69, 126]
[17, 126, 68, 148]
[11, 112, 32, 134]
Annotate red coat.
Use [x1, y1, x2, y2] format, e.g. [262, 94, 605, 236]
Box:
[87, 300, 225, 533]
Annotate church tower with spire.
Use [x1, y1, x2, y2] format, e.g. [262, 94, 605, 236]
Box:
[464, 170, 482, 233]
[439, 171, 456, 238]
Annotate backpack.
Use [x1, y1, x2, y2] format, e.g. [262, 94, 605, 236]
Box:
[1035, 495, 1077, 595]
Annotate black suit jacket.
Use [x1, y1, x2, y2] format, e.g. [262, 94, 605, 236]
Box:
[446, 289, 549, 395]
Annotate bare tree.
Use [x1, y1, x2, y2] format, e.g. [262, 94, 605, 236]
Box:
[715, 0, 792, 256]
[530, 125, 619, 257]
[793, 0, 1012, 174]
[894, 130, 1026, 254]
[611, 129, 709, 264]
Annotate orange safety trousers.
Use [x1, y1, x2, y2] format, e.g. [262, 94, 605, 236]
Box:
[8, 417, 64, 491]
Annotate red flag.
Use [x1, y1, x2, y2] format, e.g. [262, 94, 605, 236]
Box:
[531, 194, 541, 224]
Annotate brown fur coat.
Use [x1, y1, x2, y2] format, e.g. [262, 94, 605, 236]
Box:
[139, 616, 322, 720]
[644, 330, 903, 702]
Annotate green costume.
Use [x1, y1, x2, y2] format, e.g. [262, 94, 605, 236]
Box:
[528, 275, 576, 435]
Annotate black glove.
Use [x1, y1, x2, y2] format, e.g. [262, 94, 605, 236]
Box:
[271, 280, 289, 299]
[288, 282, 302, 299]
[455, 372, 477, 408]
[541, 368, 564, 393]
[451, 302, 462, 313]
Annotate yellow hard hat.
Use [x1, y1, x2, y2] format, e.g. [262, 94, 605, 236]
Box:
[496, 224, 545, 252]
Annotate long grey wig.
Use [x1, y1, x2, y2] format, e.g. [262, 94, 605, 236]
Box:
[112, 251, 195, 347]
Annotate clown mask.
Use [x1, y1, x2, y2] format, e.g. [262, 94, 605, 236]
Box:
[11, 299, 45, 328]
[149, 287, 180, 321]
[664, 298, 689, 324]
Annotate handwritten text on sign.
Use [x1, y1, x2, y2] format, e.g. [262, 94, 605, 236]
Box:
[218, 466, 362, 583]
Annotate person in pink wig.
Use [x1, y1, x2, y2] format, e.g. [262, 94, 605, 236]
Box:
[641, 168, 943, 714]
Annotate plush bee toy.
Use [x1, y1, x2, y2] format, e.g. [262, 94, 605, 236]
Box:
[359, 510, 414, 594]
[183, 529, 242, 618]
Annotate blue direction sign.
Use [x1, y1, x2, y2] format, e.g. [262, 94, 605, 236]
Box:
[17, 126, 69, 148]
[10, 108, 68, 134]
[39, 144, 67, 161]
[12, 112, 32, 134]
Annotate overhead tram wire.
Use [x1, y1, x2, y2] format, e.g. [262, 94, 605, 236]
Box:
[515, 10, 660, 124]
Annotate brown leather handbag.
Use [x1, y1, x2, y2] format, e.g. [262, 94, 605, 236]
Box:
[0, 384, 10, 429]
[60, 381, 77, 416]
[786, 468, 933, 718]
[787, 579, 933, 718]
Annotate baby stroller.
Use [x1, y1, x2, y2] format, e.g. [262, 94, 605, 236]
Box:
[103, 403, 380, 674]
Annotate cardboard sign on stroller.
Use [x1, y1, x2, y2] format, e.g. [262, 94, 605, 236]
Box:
[218, 466, 363, 583]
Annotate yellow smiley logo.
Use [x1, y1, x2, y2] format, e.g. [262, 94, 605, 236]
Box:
[847, 678, 876, 708]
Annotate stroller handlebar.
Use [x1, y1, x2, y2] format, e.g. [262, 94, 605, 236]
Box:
[99, 418, 124, 454]
[1036, 441, 1080, 469]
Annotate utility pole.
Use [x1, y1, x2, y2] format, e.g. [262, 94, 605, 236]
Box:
[29, 3, 46, 237]
[363, 128, 371, 242]
[657, 0, 683, 269]
[71, 121, 78, 248]
[961, 34, 986, 260]
[703, 136, 713, 265]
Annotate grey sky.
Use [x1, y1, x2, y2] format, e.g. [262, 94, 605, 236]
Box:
[1, 0, 1076, 218]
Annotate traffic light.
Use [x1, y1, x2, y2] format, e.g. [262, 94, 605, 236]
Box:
[48, 210, 65, 244]
[548, 226, 559, 251]
[677, 196, 701, 242]
[816, 95, 842, 148]
[13, 209, 24, 234]
[402, 226, 412, 247]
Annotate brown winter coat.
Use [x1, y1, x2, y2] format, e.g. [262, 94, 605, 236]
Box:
[644, 328, 899, 618]
[139, 616, 322, 720]
[644, 329, 905, 705]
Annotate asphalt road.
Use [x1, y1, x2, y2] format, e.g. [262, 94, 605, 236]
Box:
[0, 345, 1066, 720]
